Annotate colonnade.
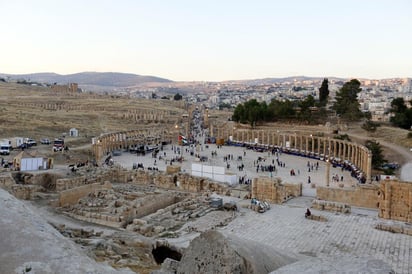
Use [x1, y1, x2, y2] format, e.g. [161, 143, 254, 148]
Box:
[92, 126, 372, 183]
[216, 128, 372, 183]
[92, 128, 173, 161]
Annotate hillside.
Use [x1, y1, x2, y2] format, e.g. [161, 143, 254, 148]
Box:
[0, 81, 184, 142]
[0, 71, 172, 88]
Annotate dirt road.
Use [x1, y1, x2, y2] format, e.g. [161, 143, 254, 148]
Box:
[342, 131, 412, 181]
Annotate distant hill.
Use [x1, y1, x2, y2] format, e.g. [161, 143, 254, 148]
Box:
[0, 72, 172, 88]
[226, 76, 348, 85]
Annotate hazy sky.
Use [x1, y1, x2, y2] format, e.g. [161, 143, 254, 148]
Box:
[1, 0, 411, 81]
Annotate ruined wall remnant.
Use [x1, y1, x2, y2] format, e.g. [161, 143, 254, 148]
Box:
[375, 222, 412, 236]
[51, 83, 78, 93]
[54, 167, 228, 204]
[378, 180, 412, 223]
[55, 169, 119, 191]
[11, 185, 43, 200]
[59, 182, 112, 207]
[311, 199, 351, 213]
[0, 174, 16, 188]
[251, 177, 302, 204]
[316, 184, 379, 209]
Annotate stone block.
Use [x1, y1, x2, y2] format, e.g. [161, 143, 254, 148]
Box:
[133, 219, 147, 226]
[166, 165, 181, 174]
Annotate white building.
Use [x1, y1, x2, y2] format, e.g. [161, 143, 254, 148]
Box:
[69, 128, 79, 137]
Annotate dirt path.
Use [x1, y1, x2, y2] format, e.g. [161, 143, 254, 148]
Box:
[342, 131, 412, 181]
[342, 131, 412, 164]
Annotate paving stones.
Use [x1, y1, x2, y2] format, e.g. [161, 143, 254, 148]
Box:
[220, 198, 411, 274]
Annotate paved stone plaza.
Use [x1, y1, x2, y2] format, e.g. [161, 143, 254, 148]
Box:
[113, 143, 412, 273]
[114, 142, 360, 197]
[222, 197, 411, 273]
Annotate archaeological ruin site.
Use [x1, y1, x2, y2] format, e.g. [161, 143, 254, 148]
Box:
[0, 83, 411, 274]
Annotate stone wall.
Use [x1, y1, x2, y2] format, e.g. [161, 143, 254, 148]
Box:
[128, 171, 228, 195]
[311, 199, 351, 213]
[0, 174, 16, 188]
[56, 168, 228, 207]
[55, 170, 118, 191]
[379, 180, 412, 222]
[316, 184, 379, 209]
[51, 83, 78, 93]
[251, 177, 302, 204]
[11, 185, 43, 200]
[59, 182, 112, 207]
[131, 193, 179, 219]
[66, 192, 183, 228]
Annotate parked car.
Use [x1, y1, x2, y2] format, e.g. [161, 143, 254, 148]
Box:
[40, 138, 51, 145]
[25, 138, 37, 147]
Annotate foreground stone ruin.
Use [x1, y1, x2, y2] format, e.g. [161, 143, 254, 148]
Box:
[0, 157, 411, 273]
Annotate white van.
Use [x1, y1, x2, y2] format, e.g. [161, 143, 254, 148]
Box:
[0, 144, 11, 155]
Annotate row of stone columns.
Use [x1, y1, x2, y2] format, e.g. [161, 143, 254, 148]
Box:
[219, 129, 371, 183]
[92, 128, 171, 161]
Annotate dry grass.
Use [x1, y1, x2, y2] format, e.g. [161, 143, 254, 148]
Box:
[0, 82, 185, 146]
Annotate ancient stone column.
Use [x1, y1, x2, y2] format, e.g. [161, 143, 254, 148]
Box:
[366, 151, 372, 183]
[326, 160, 331, 187]
[311, 136, 315, 153]
[343, 142, 347, 160]
[294, 134, 297, 149]
[383, 182, 391, 219]
[305, 136, 309, 153]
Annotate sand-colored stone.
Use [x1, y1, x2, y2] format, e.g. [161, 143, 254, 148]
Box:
[251, 177, 302, 204]
[378, 179, 412, 222]
[316, 183, 379, 209]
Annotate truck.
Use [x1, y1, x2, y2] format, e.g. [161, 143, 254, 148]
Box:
[53, 138, 65, 152]
[10, 137, 24, 149]
[0, 140, 11, 155]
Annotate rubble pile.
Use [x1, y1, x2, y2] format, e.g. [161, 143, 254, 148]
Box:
[127, 194, 218, 237]
[52, 223, 158, 273]
[63, 185, 189, 228]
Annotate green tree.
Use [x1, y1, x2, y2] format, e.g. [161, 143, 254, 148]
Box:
[332, 79, 363, 121]
[298, 95, 315, 121]
[390, 97, 407, 113]
[173, 93, 183, 100]
[232, 104, 245, 123]
[318, 78, 329, 106]
[365, 139, 386, 169]
[243, 99, 261, 127]
[389, 97, 412, 129]
[268, 99, 295, 120]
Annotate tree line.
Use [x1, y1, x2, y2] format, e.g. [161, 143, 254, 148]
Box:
[232, 78, 367, 126]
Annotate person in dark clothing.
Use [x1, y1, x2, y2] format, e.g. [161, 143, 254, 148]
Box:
[305, 208, 311, 218]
